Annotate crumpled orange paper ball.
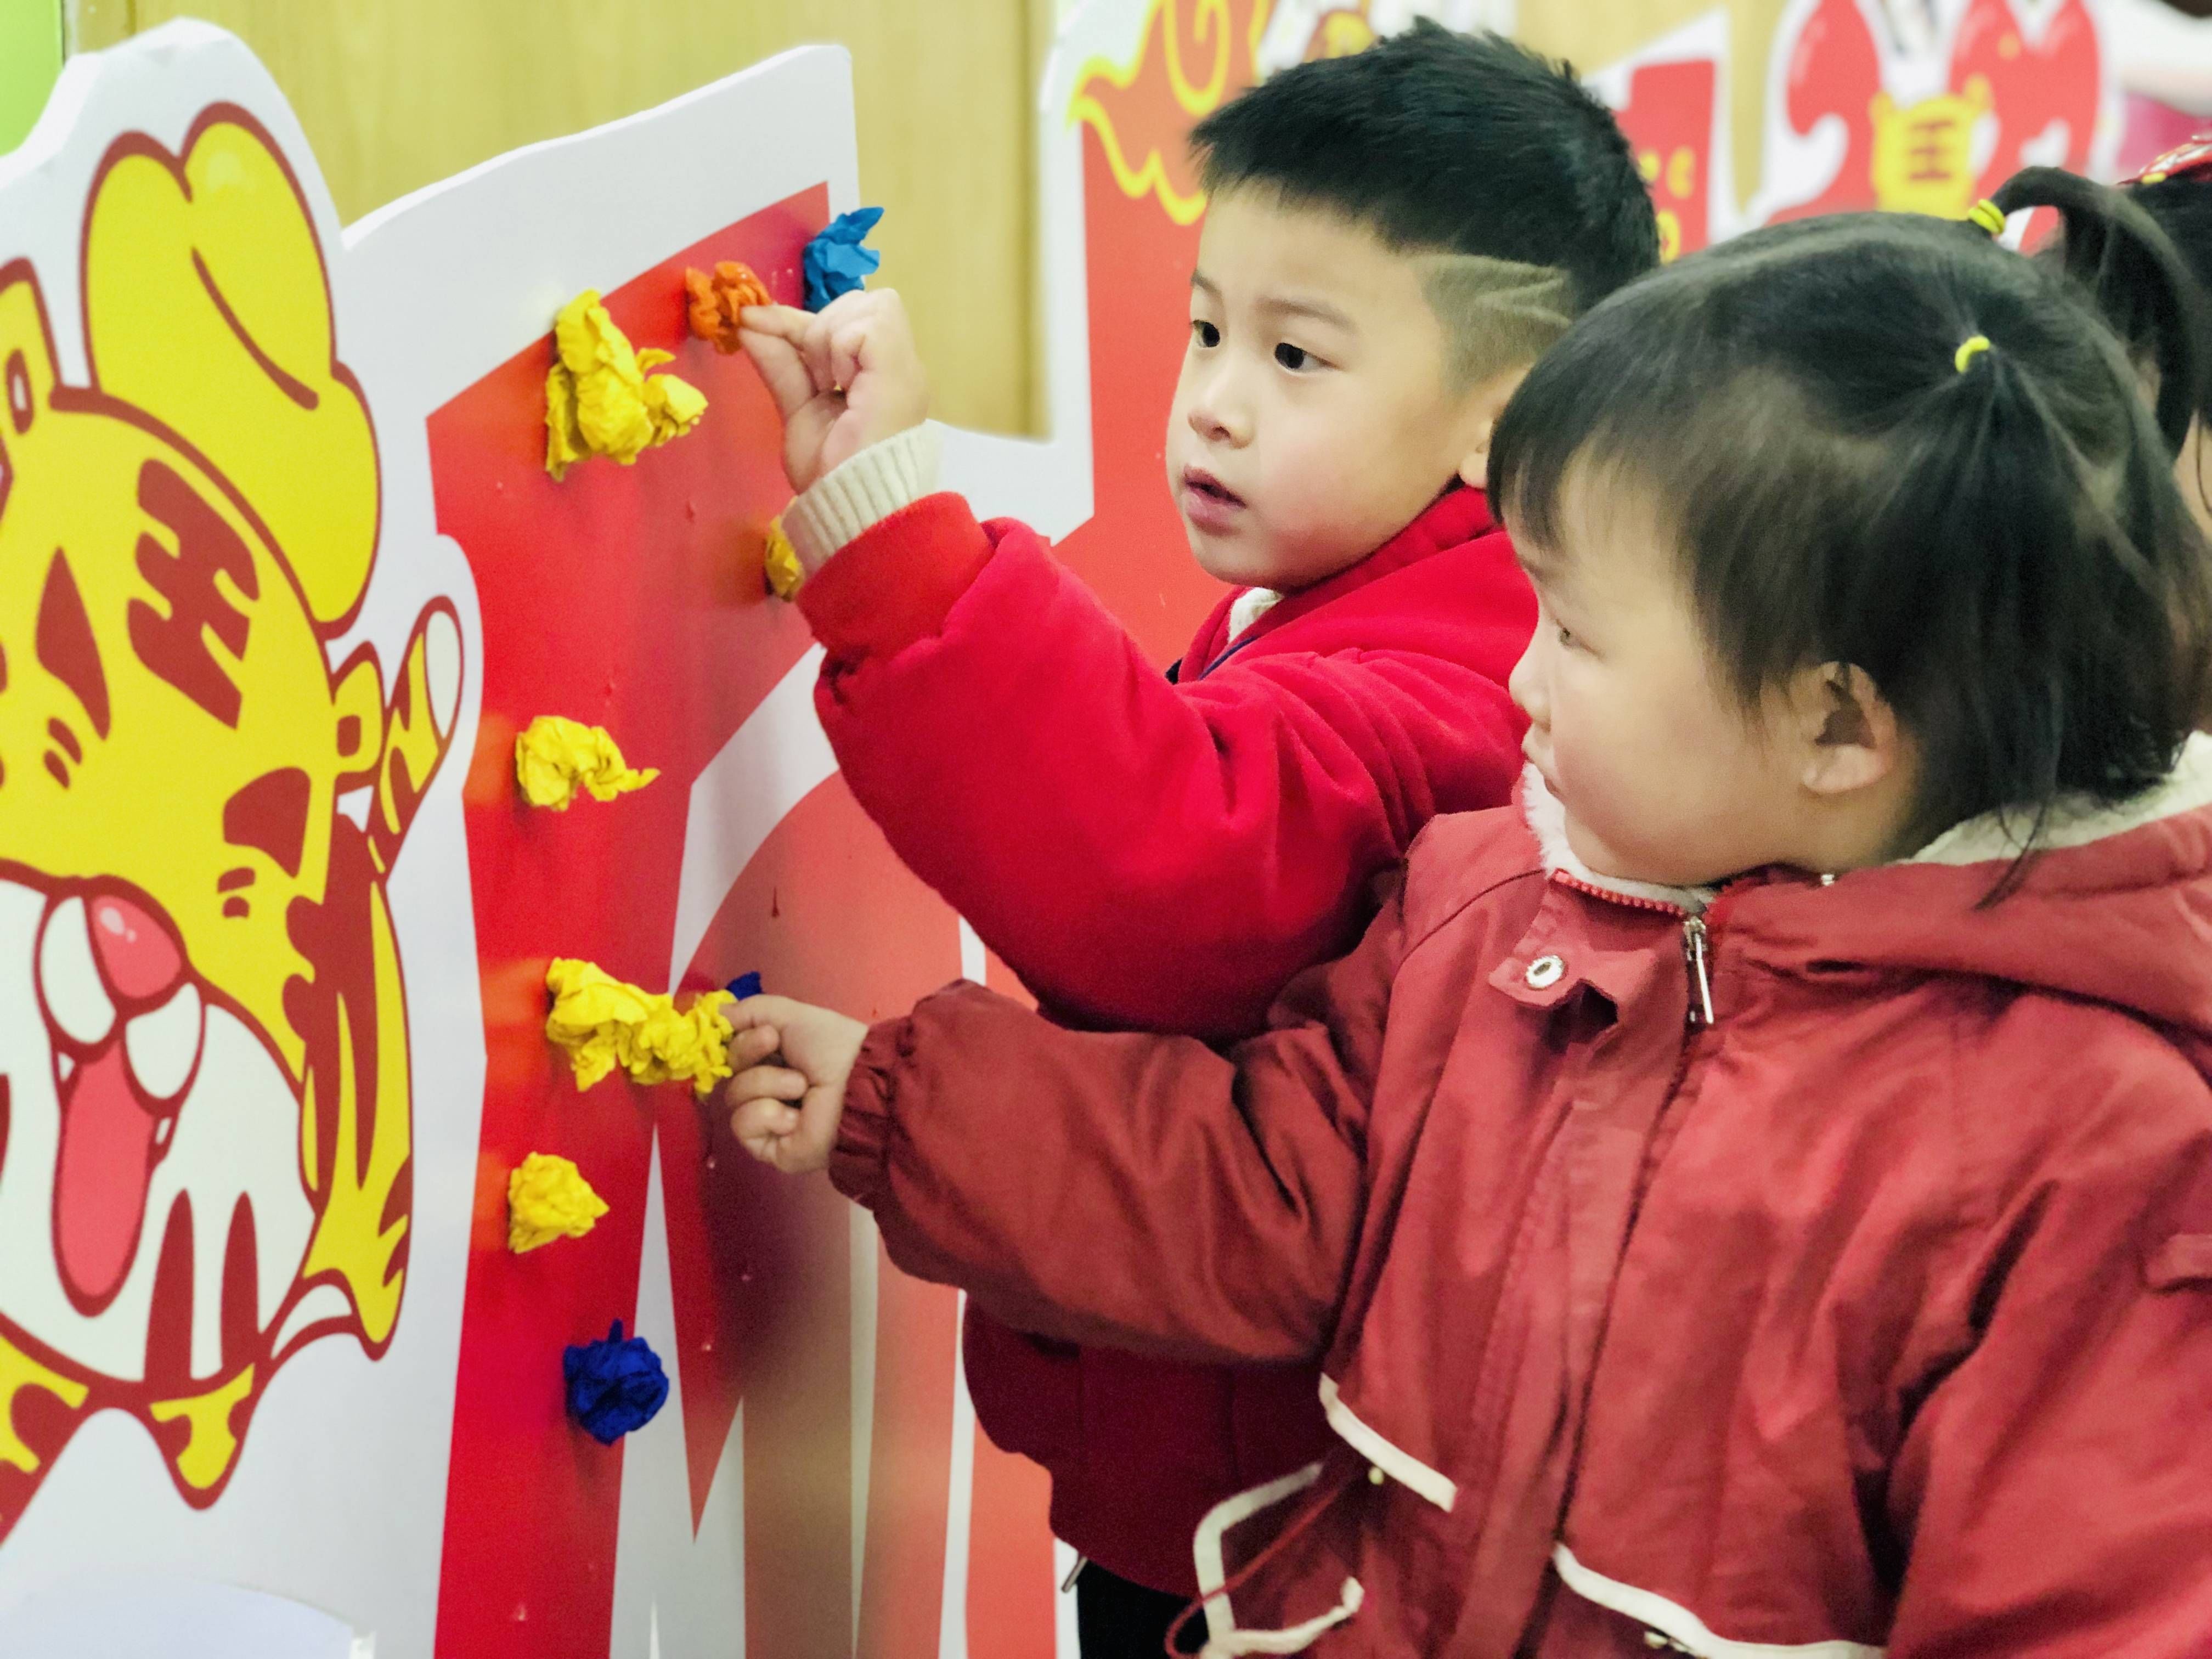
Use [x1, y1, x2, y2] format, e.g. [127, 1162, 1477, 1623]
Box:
[685, 261, 774, 354]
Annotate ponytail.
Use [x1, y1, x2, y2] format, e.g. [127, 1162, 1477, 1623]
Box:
[1999, 165, 2210, 455]
[1494, 206, 2212, 867]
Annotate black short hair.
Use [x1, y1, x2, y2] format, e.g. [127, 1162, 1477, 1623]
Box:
[1188, 21, 1658, 316]
[1492, 199, 2212, 864]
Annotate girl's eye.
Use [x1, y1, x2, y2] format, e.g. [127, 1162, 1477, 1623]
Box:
[1193, 320, 1221, 348]
[1275, 342, 1312, 371]
[1556, 624, 1577, 648]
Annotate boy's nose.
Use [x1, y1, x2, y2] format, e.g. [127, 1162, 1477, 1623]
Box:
[1184, 362, 1252, 447]
[1187, 396, 1249, 447]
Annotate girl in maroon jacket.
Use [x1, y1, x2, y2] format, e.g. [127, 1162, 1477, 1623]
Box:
[736, 25, 1658, 1651]
[727, 175, 2212, 1656]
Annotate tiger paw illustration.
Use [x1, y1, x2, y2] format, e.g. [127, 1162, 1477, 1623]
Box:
[0, 109, 461, 1536]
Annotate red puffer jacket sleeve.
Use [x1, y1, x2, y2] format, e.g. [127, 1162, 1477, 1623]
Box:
[1883, 1056, 2212, 1656]
[797, 493, 1521, 1041]
[827, 876, 1406, 1364]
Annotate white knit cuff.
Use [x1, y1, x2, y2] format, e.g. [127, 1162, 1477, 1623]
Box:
[782, 424, 943, 575]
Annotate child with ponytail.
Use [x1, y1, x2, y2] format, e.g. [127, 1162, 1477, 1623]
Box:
[723, 185, 2212, 1656]
[2023, 150, 2212, 530]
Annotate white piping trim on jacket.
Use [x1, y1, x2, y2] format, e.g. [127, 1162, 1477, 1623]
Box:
[1553, 1545, 1886, 1659]
[1318, 1374, 1457, 1511]
[1198, 1579, 1364, 1658]
[1194, 1460, 1326, 1635]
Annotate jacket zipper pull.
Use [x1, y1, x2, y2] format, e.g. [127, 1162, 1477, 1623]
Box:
[1683, 916, 1716, 1028]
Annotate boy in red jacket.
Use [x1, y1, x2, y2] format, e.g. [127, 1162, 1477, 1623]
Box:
[737, 24, 1655, 1652]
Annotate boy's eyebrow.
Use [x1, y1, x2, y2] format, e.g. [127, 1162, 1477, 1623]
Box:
[1187, 272, 1355, 332]
[1255, 294, 1356, 331]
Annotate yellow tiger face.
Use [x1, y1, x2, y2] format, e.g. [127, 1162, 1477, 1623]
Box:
[0, 112, 458, 1531]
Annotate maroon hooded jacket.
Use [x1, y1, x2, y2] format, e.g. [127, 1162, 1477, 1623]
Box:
[832, 755, 2212, 1656]
[796, 485, 1533, 1593]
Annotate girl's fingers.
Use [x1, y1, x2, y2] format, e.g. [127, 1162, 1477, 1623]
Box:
[727, 1064, 809, 1103]
[729, 1024, 781, 1065]
[731, 1097, 801, 1155]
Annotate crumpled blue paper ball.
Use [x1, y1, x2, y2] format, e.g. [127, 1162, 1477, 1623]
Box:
[803, 207, 884, 311]
[563, 1319, 669, 1445]
[726, 970, 763, 1000]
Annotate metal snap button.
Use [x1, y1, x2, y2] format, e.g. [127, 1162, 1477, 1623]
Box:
[1368, 1464, 1386, 1486]
[1523, 953, 1566, 990]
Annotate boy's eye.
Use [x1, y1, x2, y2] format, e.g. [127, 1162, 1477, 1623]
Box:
[1192, 320, 1221, 348]
[1275, 342, 1313, 371]
[1556, 624, 1578, 648]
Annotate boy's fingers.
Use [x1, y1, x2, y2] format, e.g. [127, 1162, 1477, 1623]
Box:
[737, 329, 819, 419]
[734, 302, 814, 342]
[797, 312, 842, 396]
[828, 316, 872, 403]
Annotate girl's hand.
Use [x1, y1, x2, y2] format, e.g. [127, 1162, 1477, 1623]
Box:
[737, 291, 929, 493]
[724, 996, 870, 1174]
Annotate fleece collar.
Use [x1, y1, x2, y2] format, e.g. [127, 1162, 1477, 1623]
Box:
[1518, 732, 2212, 904]
[1909, 732, 2212, 865]
[1519, 767, 1717, 913]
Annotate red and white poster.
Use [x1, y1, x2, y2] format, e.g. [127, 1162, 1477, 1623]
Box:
[1590, 0, 2128, 257]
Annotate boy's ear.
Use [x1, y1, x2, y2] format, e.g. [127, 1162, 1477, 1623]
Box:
[1454, 364, 1531, 490]
[1795, 663, 1904, 797]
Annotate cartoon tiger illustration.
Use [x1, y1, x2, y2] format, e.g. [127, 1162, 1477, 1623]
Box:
[0, 106, 458, 1534]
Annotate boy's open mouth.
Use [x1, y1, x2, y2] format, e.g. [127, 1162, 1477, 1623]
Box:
[1180, 467, 1248, 534]
[1182, 468, 1244, 507]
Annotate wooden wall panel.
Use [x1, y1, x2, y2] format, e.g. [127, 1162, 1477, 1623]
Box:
[66, 0, 1787, 435]
[104, 0, 1044, 435]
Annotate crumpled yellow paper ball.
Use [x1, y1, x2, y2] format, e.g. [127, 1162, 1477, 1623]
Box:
[763, 517, 804, 600]
[545, 958, 736, 1099]
[515, 715, 659, 810]
[508, 1153, 610, 1254]
[544, 290, 707, 479]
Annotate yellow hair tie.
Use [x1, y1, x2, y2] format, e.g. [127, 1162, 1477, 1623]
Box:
[1967, 199, 2007, 238]
[1955, 335, 1993, 374]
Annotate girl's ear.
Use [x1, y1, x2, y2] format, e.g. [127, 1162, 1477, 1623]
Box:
[1793, 662, 1905, 797]
[1455, 365, 1531, 490]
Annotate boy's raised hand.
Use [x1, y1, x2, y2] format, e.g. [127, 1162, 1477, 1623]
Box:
[724, 996, 871, 1174]
[738, 291, 930, 493]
